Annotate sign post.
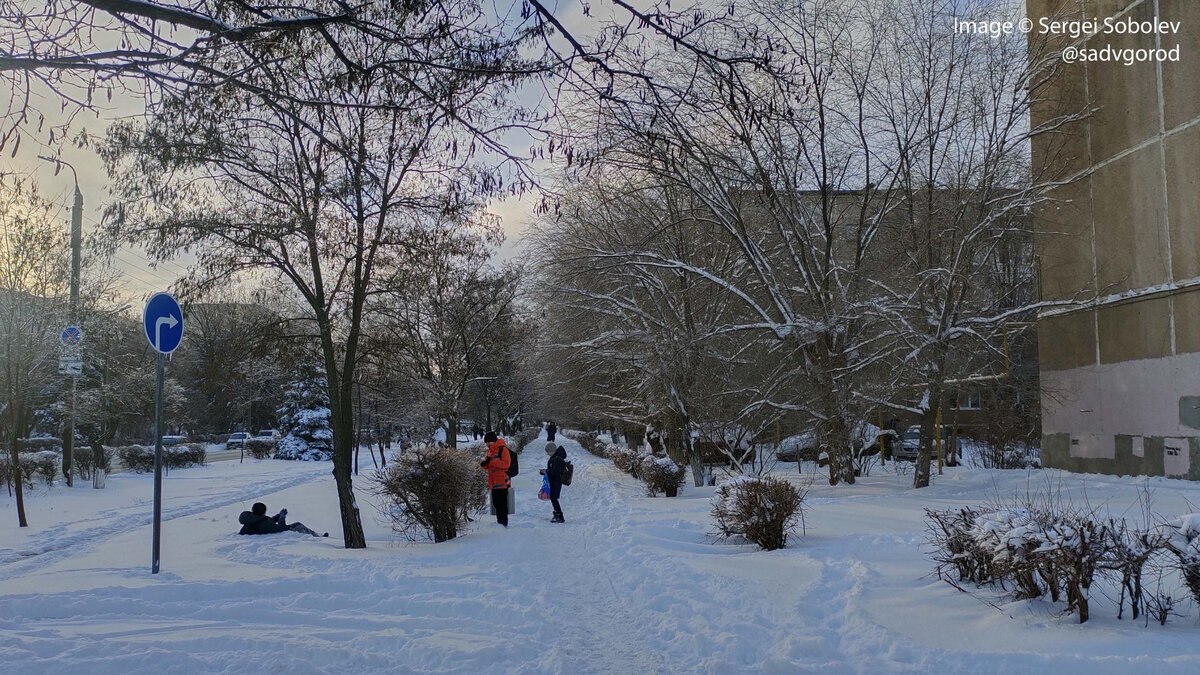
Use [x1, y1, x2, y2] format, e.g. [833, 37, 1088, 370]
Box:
[143, 293, 184, 574]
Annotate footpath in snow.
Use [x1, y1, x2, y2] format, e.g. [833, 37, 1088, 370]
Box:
[2, 432, 1200, 673]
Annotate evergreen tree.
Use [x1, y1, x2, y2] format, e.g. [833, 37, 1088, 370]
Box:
[276, 368, 333, 461]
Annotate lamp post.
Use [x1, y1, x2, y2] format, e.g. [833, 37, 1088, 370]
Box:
[39, 155, 82, 488]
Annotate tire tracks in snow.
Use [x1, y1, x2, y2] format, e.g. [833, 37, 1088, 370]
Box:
[0, 465, 329, 578]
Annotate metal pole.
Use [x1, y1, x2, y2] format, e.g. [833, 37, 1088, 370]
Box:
[62, 184, 82, 487]
[152, 352, 164, 574]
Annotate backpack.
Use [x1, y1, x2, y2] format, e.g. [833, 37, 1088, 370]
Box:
[561, 460, 574, 486]
[506, 445, 519, 477]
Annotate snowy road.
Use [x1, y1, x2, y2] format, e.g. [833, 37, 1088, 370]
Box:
[2, 434, 1200, 673]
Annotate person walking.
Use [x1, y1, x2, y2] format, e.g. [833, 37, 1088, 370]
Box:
[540, 442, 566, 523]
[546, 421, 557, 442]
[480, 431, 512, 527]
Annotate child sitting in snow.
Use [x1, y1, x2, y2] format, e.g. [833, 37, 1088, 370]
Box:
[238, 502, 328, 537]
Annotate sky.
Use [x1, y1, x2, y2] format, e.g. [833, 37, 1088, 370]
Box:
[0, 0, 613, 299]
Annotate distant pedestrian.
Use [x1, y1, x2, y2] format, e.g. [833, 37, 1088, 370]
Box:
[480, 431, 512, 527]
[540, 442, 566, 523]
[238, 502, 327, 537]
[546, 421, 557, 442]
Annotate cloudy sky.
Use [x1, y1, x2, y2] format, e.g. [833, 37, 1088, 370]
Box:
[0, 0, 613, 299]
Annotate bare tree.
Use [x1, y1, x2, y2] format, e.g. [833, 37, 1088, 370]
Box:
[534, 0, 1078, 487]
[100, 9, 523, 547]
[380, 242, 520, 448]
[0, 175, 67, 526]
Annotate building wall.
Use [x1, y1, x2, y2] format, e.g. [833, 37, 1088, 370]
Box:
[1030, 0, 1200, 477]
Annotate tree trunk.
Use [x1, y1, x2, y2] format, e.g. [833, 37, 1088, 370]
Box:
[823, 413, 856, 486]
[329, 388, 366, 548]
[447, 417, 459, 449]
[914, 403, 938, 489]
[9, 434, 27, 527]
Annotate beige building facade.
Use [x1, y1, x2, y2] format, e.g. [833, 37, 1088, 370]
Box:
[1030, 0, 1200, 477]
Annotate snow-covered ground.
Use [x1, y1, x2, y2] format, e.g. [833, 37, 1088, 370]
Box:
[2, 434, 1200, 674]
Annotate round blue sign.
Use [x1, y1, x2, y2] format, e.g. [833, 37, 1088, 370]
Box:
[61, 325, 83, 346]
[143, 292, 184, 354]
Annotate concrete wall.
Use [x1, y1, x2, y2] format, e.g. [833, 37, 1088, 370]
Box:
[1030, 0, 1200, 477]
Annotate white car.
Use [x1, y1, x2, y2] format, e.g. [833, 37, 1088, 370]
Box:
[254, 429, 281, 441]
[225, 432, 250, 450]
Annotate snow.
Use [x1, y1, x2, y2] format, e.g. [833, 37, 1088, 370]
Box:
[2, 433, 1200, 673]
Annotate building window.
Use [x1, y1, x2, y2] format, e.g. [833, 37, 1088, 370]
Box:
[960, 391, 981, 410]
[952, 390, 982, 410]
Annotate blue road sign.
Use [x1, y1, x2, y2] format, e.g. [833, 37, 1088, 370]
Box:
[143, 292, 184, 354]
[61, 325, 83, 346]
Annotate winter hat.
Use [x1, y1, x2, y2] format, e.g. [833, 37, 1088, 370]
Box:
[484, 431, 498, 443]
[545, 442, 557, 454]
[252, 502, 267, 516]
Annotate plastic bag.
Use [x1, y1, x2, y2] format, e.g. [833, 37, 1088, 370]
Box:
[538, 474, 551, 501]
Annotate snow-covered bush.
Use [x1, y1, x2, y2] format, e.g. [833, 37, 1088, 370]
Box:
[74, 443, 114, 480]
[167, 443, 207, 468]
[19, 437, 62, 453]
[117, 444, 206, 473]
[371, 445, 487, 543]
[928, 499, 1112, 623]
[275, 369, 333, 461]
[711, 475, 807, 551]
[245, 438, 275, 459]
[117, 445, 155, 473]
[640, 455, 686, 497]
[0, 451, 58, 489]
[1167, 513, 1200, 607]
[23, 451, 59, 486]
[509, 428, 540, 454]
[608, 444, 644, 477]
[565, 430, 606, 457]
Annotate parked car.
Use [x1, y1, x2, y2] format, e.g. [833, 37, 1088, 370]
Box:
[776, 433, 819, 463]
[161, 435, 187, 446]
[225, 432, 250, 451]
[255, 429, 281, 441]
[893, 425, 961, 461]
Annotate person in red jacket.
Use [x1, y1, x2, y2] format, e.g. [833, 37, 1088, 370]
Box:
[480, 431, 511, 527]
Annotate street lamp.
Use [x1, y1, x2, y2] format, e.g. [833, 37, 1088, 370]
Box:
[38, 154, 83, 487]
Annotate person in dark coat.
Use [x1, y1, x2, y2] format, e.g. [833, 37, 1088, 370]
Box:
[238, 502, 327, 537]
[546, 421, 557, 442]
[539, 442, 566, 523]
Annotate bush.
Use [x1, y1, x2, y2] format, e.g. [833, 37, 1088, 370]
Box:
[926, 497, 1160, 624]
[509, 428, 540, 454]
[23, 451, 59, 486]
[372, 446, 487, 543]
[566, 431, 606, 457]
[117, 443, 207, 473]
[0, 451, 58, 489]
[711, 475, 806, 551]
[166, 443, 207, 468]
[245, 438, 276, 460]
[640, 455, 686, 497]
[0, 454, 30, 491]
[19, 437, 62, 452]
[117, 445, 156, 473]
[275, 434, 332, 461]
[607, 444, 644, 477]
[75, 443, 115, 480]
[970, 441, 1041, 470]
[1167, 514, 1200, 608]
